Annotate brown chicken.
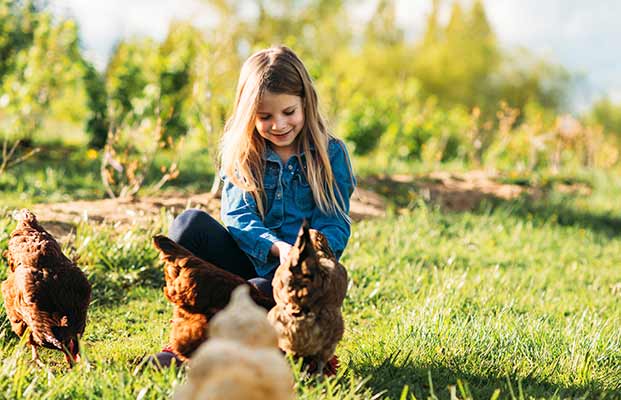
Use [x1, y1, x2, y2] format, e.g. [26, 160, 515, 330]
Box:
[1, 209, 91, 367]
[152, 235, 275, 361]
[267, 221, 348, 375]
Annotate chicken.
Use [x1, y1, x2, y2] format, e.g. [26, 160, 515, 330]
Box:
[267, 221, 348, 375]
[1, 209, 91, 367]
[152, 235, 275, 361]
[173, 285, 294, 400]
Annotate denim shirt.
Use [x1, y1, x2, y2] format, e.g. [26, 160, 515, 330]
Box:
[221, 138, 356, 277]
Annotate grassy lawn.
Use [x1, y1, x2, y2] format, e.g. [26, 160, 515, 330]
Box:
[0, 147, 620, 399]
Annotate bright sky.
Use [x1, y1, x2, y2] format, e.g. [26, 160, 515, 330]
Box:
[51, 0, 621, 111]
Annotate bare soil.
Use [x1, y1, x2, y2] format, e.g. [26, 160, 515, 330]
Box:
[28, 170, 590, 238]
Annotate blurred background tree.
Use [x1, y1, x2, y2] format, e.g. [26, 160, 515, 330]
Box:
[0, 0, 85, 142]
[0, 0, 618, 179]
[586, 98, 621, 137]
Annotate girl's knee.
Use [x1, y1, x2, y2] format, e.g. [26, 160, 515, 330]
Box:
[169, 209, 213, 243]
[248, 277, 273, 297]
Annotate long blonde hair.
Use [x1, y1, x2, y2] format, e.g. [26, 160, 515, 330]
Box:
[220, 46, 349, 220]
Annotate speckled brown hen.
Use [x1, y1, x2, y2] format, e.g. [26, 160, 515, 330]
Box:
[267, 221, 348, 375]
[152, 235, 275, 361]
[1, 209, 91, 367]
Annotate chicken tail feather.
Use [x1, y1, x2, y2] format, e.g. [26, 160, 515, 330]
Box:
[153, 235, 194, 259]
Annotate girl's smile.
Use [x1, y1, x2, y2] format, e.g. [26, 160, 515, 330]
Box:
[255, 91, 305, 161]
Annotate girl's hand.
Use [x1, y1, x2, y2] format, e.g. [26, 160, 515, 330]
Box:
[270, 241, 293, 266]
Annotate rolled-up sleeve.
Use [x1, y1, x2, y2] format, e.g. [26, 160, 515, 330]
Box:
[310, 140, 357, 260]
[221, 177, 281, 263]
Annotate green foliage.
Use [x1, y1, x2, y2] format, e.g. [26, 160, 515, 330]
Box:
[413, 0, 500, 113]
[381, 97, 472, 163]
[364, 0, 403, 46]
[0, 0, 39, 83]
[83, 61, 110, 148]
[586, 97, 621, 137]
[105, 38, 160, 125]
[0, 10, 84, 140]
[1, 0, 601, 178]
[412, 0, 570, 120]
[494, 48, 572, 116]
[339, 96, 389, 156]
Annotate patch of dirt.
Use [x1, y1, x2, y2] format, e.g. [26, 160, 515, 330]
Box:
[416, 170, 543, 212]
[363, 170, 590, 212]
[26, 170, 590, 237]
[30, 188, 387, 238]
[417, 170, 592, 211]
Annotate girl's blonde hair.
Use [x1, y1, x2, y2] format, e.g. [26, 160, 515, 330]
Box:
[220, 46, 349, 220]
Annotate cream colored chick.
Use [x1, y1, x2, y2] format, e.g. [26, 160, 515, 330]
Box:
[173, 286, 294, 400]
[208, 284, 278, 348]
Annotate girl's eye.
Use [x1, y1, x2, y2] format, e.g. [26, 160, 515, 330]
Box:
[284, 110, 295, 116]
[258, 115, 271, 121]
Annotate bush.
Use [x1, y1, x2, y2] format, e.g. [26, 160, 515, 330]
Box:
[339, 96, 389, 156]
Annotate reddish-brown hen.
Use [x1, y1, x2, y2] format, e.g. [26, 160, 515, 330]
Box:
[267, 222, 348, 375]
[1, 209, 91, 367]
[152, 235, 275, 361]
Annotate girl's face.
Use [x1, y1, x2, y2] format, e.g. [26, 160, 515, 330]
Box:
[255, 91, 305, 158]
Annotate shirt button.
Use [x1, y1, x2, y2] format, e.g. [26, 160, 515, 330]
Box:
[288, 165, 293, 171]
[276, 192, 281, 199]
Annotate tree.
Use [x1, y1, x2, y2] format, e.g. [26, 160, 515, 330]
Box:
[494, 48, 571, 115]
[586, 98, 621, 137]
[0, 0, 39, 83]
[83, 60, 109, 148]
[105, 38, 159, 124]
[364, 0, 403, 46]
[1, 11, 85, 140]
[413, 0, 500, 112]
[157, 22, 201, 139]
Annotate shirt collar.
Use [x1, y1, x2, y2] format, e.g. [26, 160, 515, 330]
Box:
[262, 142, 316, 163]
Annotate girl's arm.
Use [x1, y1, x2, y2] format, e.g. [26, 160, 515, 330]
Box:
[310, 139, 357, 260]
[221, 178, 282, 264]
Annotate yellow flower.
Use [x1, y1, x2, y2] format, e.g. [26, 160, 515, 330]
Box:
[86, 149, 98, 160]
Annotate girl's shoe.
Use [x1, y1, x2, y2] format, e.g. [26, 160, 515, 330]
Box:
[304, 355, 339, 376]
[148, 345, 184, 368]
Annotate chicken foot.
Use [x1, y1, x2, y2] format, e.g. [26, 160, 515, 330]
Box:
[31, 345, 46, 368]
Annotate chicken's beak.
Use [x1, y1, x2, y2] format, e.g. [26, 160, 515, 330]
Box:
[64, 338, 80, 368]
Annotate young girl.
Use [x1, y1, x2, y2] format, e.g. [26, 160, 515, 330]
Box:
[154, 46, 355, 367]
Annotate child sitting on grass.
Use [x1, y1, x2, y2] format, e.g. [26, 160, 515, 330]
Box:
[153, 45, 356, 371]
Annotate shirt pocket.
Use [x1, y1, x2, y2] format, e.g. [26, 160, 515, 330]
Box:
[262, 165, 279, 205]
[293, 173, 315, 211]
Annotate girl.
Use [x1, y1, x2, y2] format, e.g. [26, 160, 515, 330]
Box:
[154, 46, 355, 367]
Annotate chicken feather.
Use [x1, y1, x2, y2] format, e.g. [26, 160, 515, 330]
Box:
[152, 234, 276, 361]
[1, 209, 91, 367]
[174, 286, 294, 400]
[268, 221, 348, 375]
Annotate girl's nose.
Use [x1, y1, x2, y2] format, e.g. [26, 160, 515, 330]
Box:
[272, 118, 287, 131]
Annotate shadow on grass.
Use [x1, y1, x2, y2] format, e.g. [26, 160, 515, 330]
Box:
[350, 355, 615, 400]
[485, 197, 621, 238]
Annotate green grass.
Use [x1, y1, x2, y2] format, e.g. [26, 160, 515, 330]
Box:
[342, 206, 621, 399]
[0, 144, 620, 398]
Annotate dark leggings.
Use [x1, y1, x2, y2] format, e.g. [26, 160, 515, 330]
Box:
[169, 209, 274, 295]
